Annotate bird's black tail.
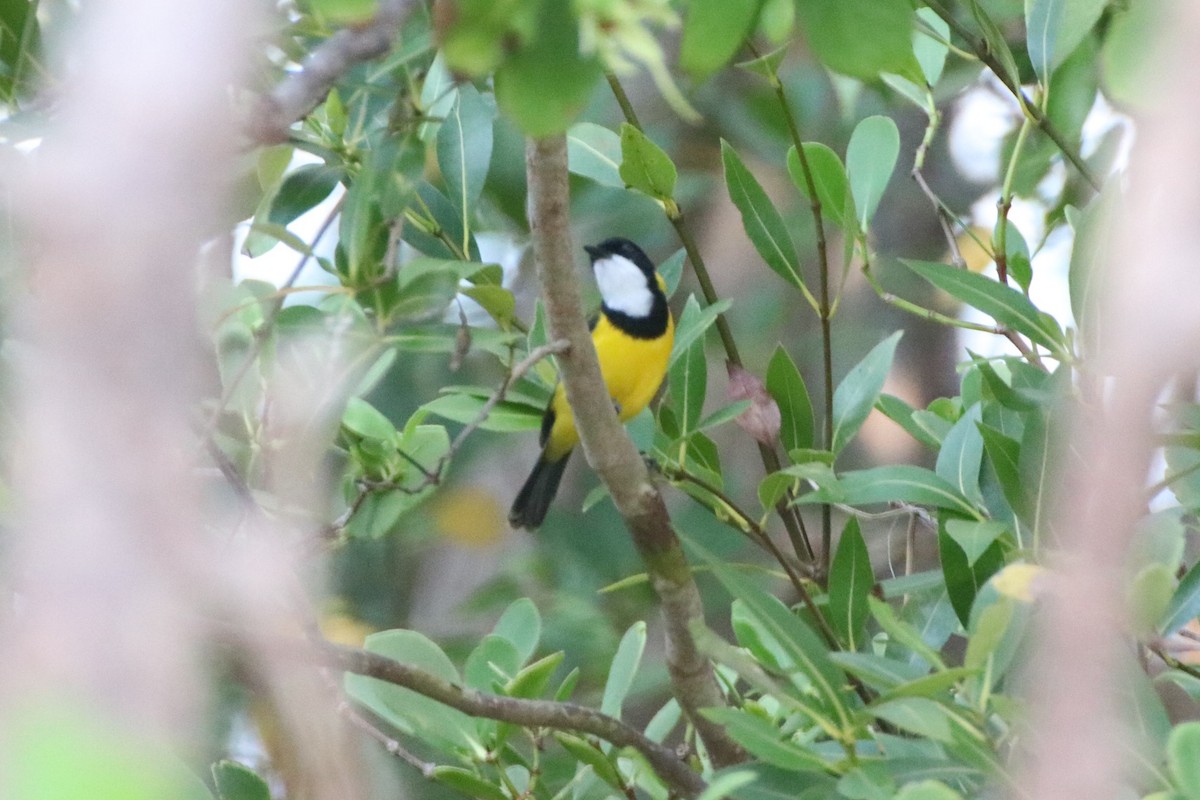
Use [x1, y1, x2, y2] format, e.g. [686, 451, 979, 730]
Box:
[508, 452, 570, 529]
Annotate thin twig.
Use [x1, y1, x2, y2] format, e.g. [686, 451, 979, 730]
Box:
[248, 0, 421, 143]
[922, 0, 1101, 192]
[755, 45, 835, 581]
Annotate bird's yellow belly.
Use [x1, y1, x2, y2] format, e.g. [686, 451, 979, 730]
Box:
[544, 314, 674, 460]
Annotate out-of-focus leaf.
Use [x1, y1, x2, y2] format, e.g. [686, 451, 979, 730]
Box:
[431, 767, 508, 800]
[492, 597, 541, 665]
[794, 0, 918, 80]
[421, 393, 542, 432]
[212, 761, 269, 800]
[494, 0, 601, 137]
[267, 164, 342, 228]
[1025, 0, 1107, 81]
[680, 0, 761, 81]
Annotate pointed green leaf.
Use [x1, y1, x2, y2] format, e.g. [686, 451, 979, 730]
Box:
[935, 403, 985, 506]
[904, 259, 1064, 352]
[831, 332, 902, 454]
[829, 517, 873, 648]
[670, 295, 733, 367]
[213, 761, 270, 800]
[796, 465, 982, 519]
[700, 708, 829, 772]
[766, 345, 814, 452]
[1162, 558, 1200, 636]
[939, 515, 1005, 626]
[670, 334, 707, 433]
[721, 140, 812, 301]
[601, 621, 646, 719]
[437, 84, 493, 236]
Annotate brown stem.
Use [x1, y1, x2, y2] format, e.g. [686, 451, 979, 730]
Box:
[525, 134, 743, 767]
[327, 642, 707, 798]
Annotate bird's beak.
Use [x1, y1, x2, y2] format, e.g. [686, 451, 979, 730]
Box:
[584, 244, 603, 261]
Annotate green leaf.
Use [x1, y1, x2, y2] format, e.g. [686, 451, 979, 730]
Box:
[1162, 559, 1200, 636]
[431, 767, 508, 800]
[831, 332, 903, 454]
[796, 465, 981, 519]
[0, 0, 40, 102]
[828, 652, 926, 692]
[601, 621, 647, 719]
[913, 7, 950, 87]
[935, 403, 984, 506]
[343, 397, 397, 442]
[464, 635, 522, 691]
[421, 393, 543, 432]
[877, 393, 941, 450]
[1025, 0, 1107, 81]
[344, 630, 480, 754]
[794, 0, 918, 80]
[670, 296, 733, 367]
[943, 519, 1008, 568]
[670, 334, 707, 433]
[700, 708, 829, 772]
[310, 0, 378, 25]
[966, 0, 1021, 89]
[766, 345, 814, 452]
[619, 123, 678, 201]
[1168, 722, 1200, 800]
[870, 697, 955, 744]
[680, 0, 761, 81]
[787, 142, 851, 229]
[721, 140, 812, 301]
[268, 164, 342, 227]
[691, 539, 849, 725]
[212, 761, 270, 800]
[659, 248, 687, 297]
[869, 596, 947, 672]
[829, 517, 873, 649]
[492, 597, 541, 665]
[554, 733, 625, 791]
[846, 116, 900, 230]
[437, 84, 494, 237]
[697, 400, 752, 432]
[894, 780, 964, 800]
[567, 122, 623, 187]
[1100, 0, 1161, 109]
[505, 651, 563, 699]
[493, 0, 601, 136]
[978, 422, 1026, 519]
[904, 259, 1064, 353]
[939, 515, 1005, 626]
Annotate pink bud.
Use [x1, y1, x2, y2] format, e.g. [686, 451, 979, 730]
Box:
[727, 363, 781, 446]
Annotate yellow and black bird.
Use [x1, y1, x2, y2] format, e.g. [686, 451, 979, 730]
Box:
[508, 238, 675, 529]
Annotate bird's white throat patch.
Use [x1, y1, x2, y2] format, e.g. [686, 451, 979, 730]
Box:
[593, 254, 653, 318]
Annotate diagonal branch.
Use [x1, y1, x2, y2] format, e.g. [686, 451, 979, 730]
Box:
[327, 642, 707, 798]
[524, 134, 744, 767]
[248, 0, 420, 143]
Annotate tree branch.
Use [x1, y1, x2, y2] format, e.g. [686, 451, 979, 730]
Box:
[524, 134, 743, 767]
[327, 642, 707, 798]
[248, 0, 420, 143]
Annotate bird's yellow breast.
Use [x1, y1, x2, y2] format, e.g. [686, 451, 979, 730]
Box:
[544, 312, 675, 460]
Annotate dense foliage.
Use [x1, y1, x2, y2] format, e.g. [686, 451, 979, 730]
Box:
[4, 0, 1199, 799]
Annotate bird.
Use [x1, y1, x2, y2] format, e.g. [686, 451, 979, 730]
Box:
[508, 237, 675, 529]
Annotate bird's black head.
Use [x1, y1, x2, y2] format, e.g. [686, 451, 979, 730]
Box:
[584, 237, 656, 279]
